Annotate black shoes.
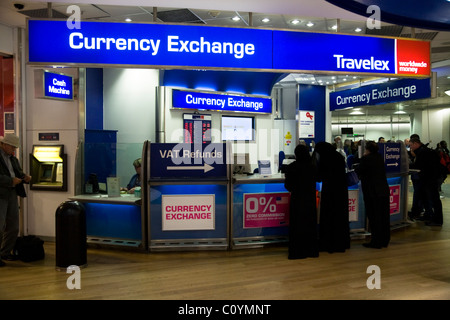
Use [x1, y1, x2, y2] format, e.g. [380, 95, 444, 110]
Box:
[1, 254, 19, 261]
[425, 221, 443, 226]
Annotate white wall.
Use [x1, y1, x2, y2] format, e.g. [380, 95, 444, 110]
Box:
[417, 108, 450, 146]
[332, 122, 410, 142]
[103, 68, 158, 187]
[25, 66, 80, 237]
[0, 23, 13, 55]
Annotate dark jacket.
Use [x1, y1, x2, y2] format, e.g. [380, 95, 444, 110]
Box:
[410, 144, 441, 184]
[356, 151, 390, 198]
[0, 153, 27, 199]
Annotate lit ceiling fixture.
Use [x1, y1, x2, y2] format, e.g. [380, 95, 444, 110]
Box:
[290, 19, 300, 25]
[350, 110, 364, 115]
[231, 16, 240, 21]
[445, 90, 450, 96]
[394, 110, 407, 114]
[355, 27, 362, 32]
[261, 18, 270, 23]
[331, 25, 338, 30]
[306, 21, 314, 27]
[125, 18, 132, 22]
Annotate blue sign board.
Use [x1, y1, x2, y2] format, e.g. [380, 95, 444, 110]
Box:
[330, 78, 431, 110]
[28, 20, 272, 70]
[44, 71, 73, 100]
[273, 31, 395, 74]
[150, 143, 227, 179]
[172, 90, 272, 114]
[28, 20, 430, 76]
[379, 142, 402, 174]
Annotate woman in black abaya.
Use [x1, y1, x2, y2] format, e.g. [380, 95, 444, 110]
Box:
[312, 142, 350, 253]
[284, 144, 319, 259]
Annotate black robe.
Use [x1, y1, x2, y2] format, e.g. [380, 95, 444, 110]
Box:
[284, 146, 319, 259]
[313, 142, 350, 253]
[356, 151, 391, 247]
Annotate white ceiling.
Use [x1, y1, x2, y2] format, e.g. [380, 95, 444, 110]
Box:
[0, 0, 449, 121]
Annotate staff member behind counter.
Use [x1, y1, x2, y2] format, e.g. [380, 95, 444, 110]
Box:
[121, 158, 141, 194]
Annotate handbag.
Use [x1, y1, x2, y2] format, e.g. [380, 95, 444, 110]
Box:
[346, 168, 359, 186]
[13, 235, 45, 262]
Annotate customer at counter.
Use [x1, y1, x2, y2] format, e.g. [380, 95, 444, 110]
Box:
[355, 141, 390, 249]
[284, 144, 319, 260]
[121, 158, 141, 194]
[313, 142, 350, 253]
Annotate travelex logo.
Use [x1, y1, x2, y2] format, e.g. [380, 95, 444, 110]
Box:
[333, 54, 389, 71]
[172, 90, 272, 113]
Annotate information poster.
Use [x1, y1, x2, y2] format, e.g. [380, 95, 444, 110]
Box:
[183, 114, 211, 144]
[389, 185, 401, 215]
[348, 190, 359, 222]
[299, 111, 315, 138]
[243, 192, 290, 228]
[162, 194, 215, 231]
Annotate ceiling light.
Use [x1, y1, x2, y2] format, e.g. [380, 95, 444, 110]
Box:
[231, 16, 240, 21]
[306, 21, 314, 27]
[355, 27, 362, 32]
[290, 19, 300, 25]
[445, 90, 450, 96]
[331, 25, 338, 30]
[394, 110, 407, 114]
[125, 18, 132, 22]
[261, 18, 270, 23]
[350, 111, 364, 115]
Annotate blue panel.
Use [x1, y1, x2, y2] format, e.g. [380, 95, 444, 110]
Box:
[28, 20, 273, 69]
[162, 70, 287, 96]
[84, 130, 117, 184]
[298, 85, 326, 146]
[85, 203, 141, 240]
[232, 183, 289, 238]
[273, 31, 395, 74]
[172, 89, 272, 113]
[85, 68, 103, 130]
[150, 143, 227, 179]
[43, 71, 73, 100]
[149, 184, 228, 240]
[330, 78, 431, 111]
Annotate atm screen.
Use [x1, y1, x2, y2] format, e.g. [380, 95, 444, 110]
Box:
[40, 164, 55, 182]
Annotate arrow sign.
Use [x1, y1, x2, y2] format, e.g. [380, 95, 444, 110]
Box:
[150, 143, 227, 179]
[167, 164, 214, 173]
[387, 162, 399, 167]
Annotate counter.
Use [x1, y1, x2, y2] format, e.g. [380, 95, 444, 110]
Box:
[69, 193, 144, 249]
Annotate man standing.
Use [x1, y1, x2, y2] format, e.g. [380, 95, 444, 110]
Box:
[409, 136, 443, 226]
[0, 133, 32, 267]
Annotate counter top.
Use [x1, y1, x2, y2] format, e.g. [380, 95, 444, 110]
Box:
[69, 194, 141, 205]
[232, 173, 285, 184]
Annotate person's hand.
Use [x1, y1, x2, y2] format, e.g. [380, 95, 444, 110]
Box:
[128, 187, 135, 194]
[12, 177, 22, 186]
[23, 175, 31, 183]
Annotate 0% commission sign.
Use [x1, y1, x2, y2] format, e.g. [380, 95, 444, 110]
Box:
[243, 192, 290, 229]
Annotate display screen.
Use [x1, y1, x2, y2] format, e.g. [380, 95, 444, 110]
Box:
[221, 116, 255, 141]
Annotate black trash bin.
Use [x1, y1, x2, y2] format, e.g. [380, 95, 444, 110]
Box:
[55, 201, 87, 269]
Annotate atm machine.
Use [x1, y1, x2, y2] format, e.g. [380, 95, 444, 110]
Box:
[30, 145, 67, 191]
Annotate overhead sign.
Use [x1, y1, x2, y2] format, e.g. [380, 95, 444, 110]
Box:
[330, 78, 431, 110]
[379, 142, 402, 174]
[162, 194, 215, 231]
[43, 71, 74, 100]
[28, 20, 272, 70]
[28, 20, 430, 77]
[273, 31, 430, 76]
[173, 90, 272, 114]
[150, 143, 227, 179]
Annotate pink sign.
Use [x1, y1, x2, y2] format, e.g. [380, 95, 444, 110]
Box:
[243, 192, 290, 228]
[389, 185, 401, 215]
